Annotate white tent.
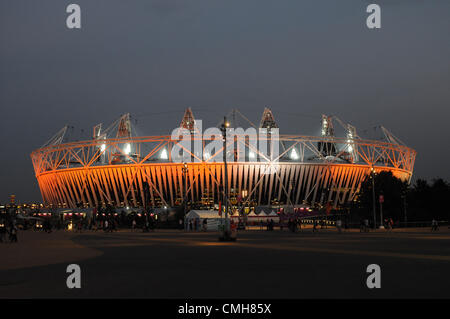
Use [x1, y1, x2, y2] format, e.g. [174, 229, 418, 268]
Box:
[186, 210, 221, 219]
[269, 210, 278, 216]
[258, 210, 269, 216]
[247, 211, 258, 217]
[185, 210, 223, 231]
[231, 210, 240, 217]
[245, 210, 279, 225]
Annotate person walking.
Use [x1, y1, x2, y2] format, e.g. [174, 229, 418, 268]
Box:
[270, 219, 275, 231]
[132, 219, 137, 232]
[77, 219, 83, 233]
[9, 225, 18, 243]
[313, 220, 318, 233]
[150, 216, 155, 232]
[0, 221, 6, 243]
[386, 218, 393, 231]
[142, 218, 149, 232]
[336, 219, 342, 233]
[47, 219, 52, 233]
[364, 218, 369, 232]
[431, 219, 439, 232]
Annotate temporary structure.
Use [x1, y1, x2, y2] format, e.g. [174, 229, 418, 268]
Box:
[231, 210, 240, 217]
[185, 210, 221, 219]
[185, 210, 223, 231]
[258, 210, 269, 216]
[247, 211, 258, 217]
[269, 210, 278, 217]
[246, 211, 262, 225]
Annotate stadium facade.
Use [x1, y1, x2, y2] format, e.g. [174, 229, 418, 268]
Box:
[30, 108, 416, 210]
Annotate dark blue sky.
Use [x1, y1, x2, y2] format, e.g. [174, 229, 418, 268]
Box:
[1, 0, 449, 203]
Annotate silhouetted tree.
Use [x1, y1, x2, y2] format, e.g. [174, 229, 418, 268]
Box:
[408, 178, 450, 221]
[353, 171, 408, 223]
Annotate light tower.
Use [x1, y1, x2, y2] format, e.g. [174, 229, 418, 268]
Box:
[259, 107, 278, 129]
[318, 115, 336, 157]
[333, 116, 359, 163]
[93, 123, 107, 163]
[180, 107, 196, 133]
[219, 116, 235, 241]
[259, 107, 280, 161]
[346, 124, 358, 163]
[321, 115, 334, 137]
[116, 113, 131, 138]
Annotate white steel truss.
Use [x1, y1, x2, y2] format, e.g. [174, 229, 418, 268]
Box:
[31, 134, 415, 209]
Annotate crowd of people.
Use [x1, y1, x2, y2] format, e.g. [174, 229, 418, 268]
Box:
[0, 220, 18, 243]
[185, 218, 202, 231]
[0, 210, 164, 242]
[71, 215, 159, 233]
[0, 210, 446, 243]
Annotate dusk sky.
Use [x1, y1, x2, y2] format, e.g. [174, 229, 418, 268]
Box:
[1, 0, 449, 203]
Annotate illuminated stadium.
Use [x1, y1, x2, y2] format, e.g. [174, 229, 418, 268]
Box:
[30, 108, 416, 211]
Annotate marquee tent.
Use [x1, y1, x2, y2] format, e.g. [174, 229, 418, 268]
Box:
[247, 211, 258, 217]
[258, 210, 269, 216]
[185, 210, 224, 231]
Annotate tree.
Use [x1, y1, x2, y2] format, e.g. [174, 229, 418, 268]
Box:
[351, 173, 450, 224]
[408, 178, 450, 221]
[353, 171, 408, 223]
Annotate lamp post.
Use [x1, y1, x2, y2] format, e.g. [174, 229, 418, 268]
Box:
[379, 193, 384, 229]
[240, 189, 248, 219]
[371, 167, 376, 229]
[220, 116, 233, 240]
[401, 189, 407, 228]
[143, 181, 150, 232]
[182, 162, 188, 230]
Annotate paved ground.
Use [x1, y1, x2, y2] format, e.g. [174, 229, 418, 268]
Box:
[1, 227, 450, 298]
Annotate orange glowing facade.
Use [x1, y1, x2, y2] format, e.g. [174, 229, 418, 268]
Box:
[30, 110, 416, 209]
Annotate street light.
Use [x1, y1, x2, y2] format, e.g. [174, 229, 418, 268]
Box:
[379, 193, 384, 229]
[370, 166, 376, 229]
[240, 189, 248, 216]
[290, 148, 299, 160]
[160, 148, 168, 160]
[124, 143, 131, 155]
[401, 188, 407, 227]
[219, 116, 233, 241]
[182, 162, 188, 230]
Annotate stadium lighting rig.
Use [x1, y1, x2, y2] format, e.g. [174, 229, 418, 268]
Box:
[31, 108, 415, 211]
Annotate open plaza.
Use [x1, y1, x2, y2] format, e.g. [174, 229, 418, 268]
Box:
[1, 226, 449, 299]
